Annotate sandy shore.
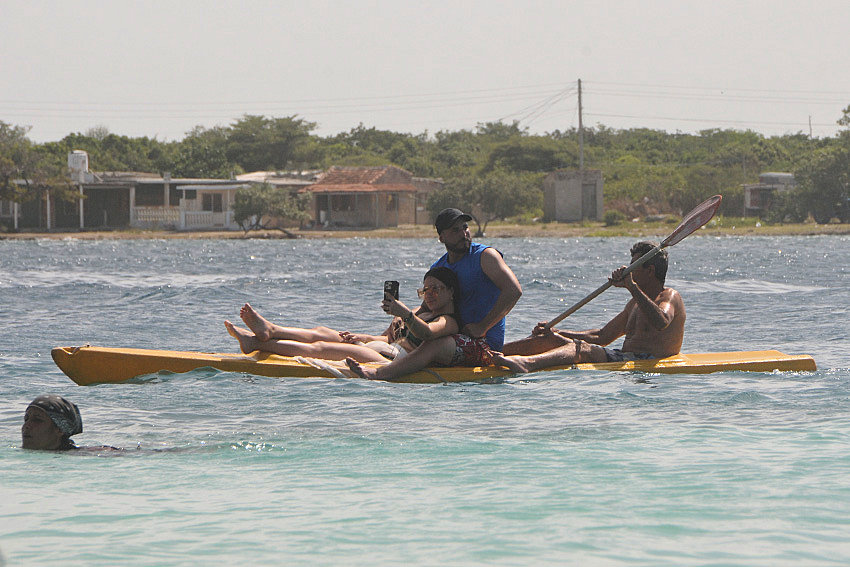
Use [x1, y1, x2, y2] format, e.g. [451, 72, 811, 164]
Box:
[1, 222, 848, 240]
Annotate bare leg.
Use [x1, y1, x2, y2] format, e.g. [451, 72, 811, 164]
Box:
[225, 320, 261, 354]
[501, 333, 569, 356]
[492, 342, 607, 374]
[226, 320, 385, 362]
[345, 357, 377, 379]
[240, 303, 342, 343]
[347, 337, 457, 380]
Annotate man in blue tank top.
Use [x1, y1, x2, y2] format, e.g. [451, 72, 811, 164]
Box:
[346, 208, 523, 380]
[430, 208, 518, 352]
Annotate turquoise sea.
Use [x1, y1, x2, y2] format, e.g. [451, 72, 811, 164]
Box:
[1, 234, 848, 566]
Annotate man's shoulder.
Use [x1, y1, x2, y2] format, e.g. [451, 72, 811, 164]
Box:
[470, 242, 497, 254]
[660, 286, 683, 302]
[474, 243, 505, 262]
[431, 253, 449, 267]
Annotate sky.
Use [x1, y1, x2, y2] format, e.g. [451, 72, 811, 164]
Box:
[2, 0, 849, 143]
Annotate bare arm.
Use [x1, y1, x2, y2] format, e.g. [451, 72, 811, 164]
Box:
[610, 268, 676, 330]
[403, 312, 459, 340]
[536, 306, 629, 346]
[339, 324, 393, 344]
[383, 296, 459, 340]
[463, 247, 523, 338]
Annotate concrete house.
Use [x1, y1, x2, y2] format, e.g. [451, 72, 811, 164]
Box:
[306, 166, 442, 228]
[742, 172, 796, 217]
[543, 169, 604, 222]
[5, 151, 253, 231]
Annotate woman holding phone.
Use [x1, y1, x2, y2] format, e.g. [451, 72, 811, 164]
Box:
[224, 267, 461, 363]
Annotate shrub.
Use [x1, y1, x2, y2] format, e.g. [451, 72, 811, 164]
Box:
[603, 210, 626, 226]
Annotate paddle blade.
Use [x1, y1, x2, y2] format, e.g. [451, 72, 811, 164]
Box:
[661, 194, 722, 247]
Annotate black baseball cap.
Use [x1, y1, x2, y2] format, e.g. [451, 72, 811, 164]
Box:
[434, 208, 472, 233]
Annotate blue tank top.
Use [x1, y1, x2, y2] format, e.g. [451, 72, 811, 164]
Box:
[432, 242, 505, 350]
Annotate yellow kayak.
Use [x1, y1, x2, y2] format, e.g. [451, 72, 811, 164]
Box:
[52, 345, 817, 386]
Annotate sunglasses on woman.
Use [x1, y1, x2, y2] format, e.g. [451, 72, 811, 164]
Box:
[417, 284, 447, 298]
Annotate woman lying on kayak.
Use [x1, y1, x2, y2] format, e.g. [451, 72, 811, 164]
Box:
[224, 267, 462, 363]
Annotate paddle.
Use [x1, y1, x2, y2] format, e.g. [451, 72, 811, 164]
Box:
[545, 194, 723, 329]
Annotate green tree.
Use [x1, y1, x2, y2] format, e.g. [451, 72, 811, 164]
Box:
[172, 126, 235, 178]
[474, 121, 525, 141]
[0, 122, 34, 202]
[604, 158, 684, 212]
[794, 145, 850, 223]
[781, 107, 850, 223]
[39, 129, 171, 173]
[328, 124, 418, 154]
[428, 170, 542, 235]
[232, 183, 312, 234]
[431, 129, 485, 175]
[0, 122, 77, 215]
[473, 170, 543, 233]
[677, 163, 747, 215]
[483, 136, 575, 173]
[387, 137, 435, 176]
[837, 104, 850, 129]
[227, 115, 317, 172]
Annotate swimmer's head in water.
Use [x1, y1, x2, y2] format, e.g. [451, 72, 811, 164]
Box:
[22, 395, 83, 450]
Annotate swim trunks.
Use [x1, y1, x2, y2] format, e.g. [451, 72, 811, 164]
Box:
[603, 348, 655, 362]
[449, 334, 493, 367]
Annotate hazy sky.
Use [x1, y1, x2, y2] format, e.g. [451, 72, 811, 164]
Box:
[3, 0, 848, 143]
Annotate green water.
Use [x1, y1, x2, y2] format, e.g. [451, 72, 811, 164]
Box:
[1, 236, 848, 565]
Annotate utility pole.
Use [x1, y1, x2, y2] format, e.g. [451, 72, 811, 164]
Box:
[578, 78, 584, 171]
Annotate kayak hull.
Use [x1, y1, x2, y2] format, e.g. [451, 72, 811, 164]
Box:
[52, 345, 817, 386]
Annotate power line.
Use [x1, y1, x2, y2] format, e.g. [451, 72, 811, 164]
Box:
[587, 111, 835, 129]
[0, 82, 577, 111]
[2, 79, 846, 138]
[588, 79, 850, 97]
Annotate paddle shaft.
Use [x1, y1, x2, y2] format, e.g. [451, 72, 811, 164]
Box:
[545, 244, 663, 329]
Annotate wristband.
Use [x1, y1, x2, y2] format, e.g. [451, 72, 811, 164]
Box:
[402, 311, 414, 323]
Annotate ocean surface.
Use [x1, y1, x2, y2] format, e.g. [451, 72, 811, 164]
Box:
[1, 234, 848, 566]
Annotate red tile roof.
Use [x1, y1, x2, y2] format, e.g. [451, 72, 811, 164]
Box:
[318, 166, 409, 184]
[308, 166, 419, 194]
[308, 183, 418, 194]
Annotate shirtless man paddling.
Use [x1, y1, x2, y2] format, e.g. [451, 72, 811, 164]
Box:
[493, 241, 685, 373]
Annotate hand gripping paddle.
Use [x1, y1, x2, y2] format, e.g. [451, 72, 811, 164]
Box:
[545, 194, 723, 329]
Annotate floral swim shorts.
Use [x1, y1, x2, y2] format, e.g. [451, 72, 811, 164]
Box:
[602, 348, 655, 362]
[449, 334, 494, 366]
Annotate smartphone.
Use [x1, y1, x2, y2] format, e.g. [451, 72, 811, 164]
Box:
[383, 280, 399, 300]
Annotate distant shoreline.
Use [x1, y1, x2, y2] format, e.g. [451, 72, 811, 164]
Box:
[2, 222, 848, 241]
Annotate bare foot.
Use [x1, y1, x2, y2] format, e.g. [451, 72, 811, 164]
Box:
[225, 320, 260, 354]
[240, 303, 276, 342]
[345, 357, 378, 379]
[490, 352, 532, 374]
